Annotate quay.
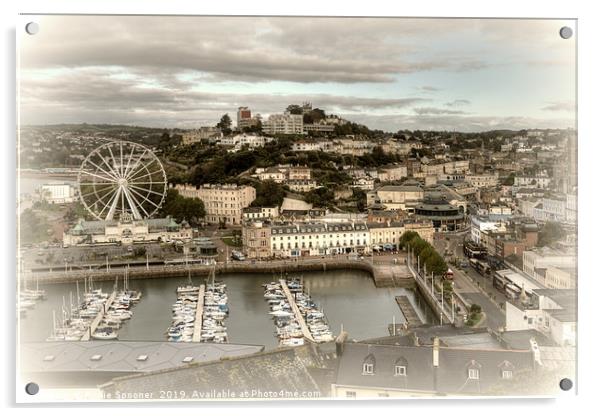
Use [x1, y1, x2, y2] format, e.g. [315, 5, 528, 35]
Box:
[279, 279, 316, 343]
[395, 296, 423, 328]
[23, 258, 414, 288]
[81, 290, 116, 341]
[191, 285, 205, 342]
[406, 250, 454, 325]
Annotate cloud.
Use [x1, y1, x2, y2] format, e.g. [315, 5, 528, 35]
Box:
[418, 86, 440, 92]
[342, 113, 576, 133]
[541, 101, 575, 112]
[19, 68, 430, 127]
[20, 16, 497, 85]
[18, 16, 576, 130]
[445, 99, 471, 107]
[413, 107, 468, 115]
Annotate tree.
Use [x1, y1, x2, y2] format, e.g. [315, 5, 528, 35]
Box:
[400, 231, 419, 248]
[20, 208, 51, 244]
[216, 114, 232, 135]
[538, 221, 566, 247]
[159, 189, 206, 225]
[286, 104, 303, 115]
[304, 187, 335, 207]
[409, 235, 429, 255]
[251, 180, 286, 207]
[426, 253, 448, 276]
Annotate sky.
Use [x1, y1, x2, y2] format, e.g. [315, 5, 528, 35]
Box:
[19, 15, 576, 132]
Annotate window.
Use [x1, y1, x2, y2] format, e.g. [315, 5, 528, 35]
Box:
[346, 391, 356, 398]
[502, 370, 513, 379]
[468, 368, 480, 380]
[395, 365, 407, 376]
[363, 363, 374, 374]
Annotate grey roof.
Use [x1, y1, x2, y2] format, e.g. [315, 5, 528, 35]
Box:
[335, 343, 435, 393]
[271, 222, 368, 235]
[500, 330, 556, 350]
[21, 341, 264, 374]
[533, 289, 576, 322]
[101, 344, 332, 397]
[335, 340, 535, 395]
[440, 333, 503, 350]
[378, 185, 423, 192]
[68, 216, 185, 235]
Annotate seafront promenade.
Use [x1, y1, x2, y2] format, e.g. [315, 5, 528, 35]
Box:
[21, 257, 414, 288]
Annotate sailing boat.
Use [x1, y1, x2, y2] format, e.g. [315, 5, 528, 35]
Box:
[177, 265, 199, 295]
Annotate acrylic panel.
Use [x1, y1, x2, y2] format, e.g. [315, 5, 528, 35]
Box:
[16, 15, 577, 402]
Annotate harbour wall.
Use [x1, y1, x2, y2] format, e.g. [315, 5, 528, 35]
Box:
[22, 259, 415, 288]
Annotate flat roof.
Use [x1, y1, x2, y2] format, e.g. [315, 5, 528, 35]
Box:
[21, 341, 264, 374]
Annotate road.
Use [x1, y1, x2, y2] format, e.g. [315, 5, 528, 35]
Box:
[432, 232, 506, 331]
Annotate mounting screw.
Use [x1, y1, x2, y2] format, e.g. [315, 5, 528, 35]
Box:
[25, 22, 39, 35]
[559, 26, 573, 40]
[559, 378, 573, 391]
[25, 382, 39, 395]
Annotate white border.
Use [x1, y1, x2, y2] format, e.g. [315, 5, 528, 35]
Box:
[3, 0, 601, 414]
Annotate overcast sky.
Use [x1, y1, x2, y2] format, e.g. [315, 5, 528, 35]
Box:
[19, 15, 576, 132]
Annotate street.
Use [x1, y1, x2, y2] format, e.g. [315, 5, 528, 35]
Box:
[432, 232, 507, 331]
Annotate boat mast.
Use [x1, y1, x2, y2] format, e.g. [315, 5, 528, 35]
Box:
[76, 280, 80, 305]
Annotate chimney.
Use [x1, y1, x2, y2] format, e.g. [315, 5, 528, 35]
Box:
[335, 327, 349, 357]
[433, 337, 440, 368]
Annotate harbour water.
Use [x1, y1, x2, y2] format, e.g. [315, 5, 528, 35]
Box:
[19, 270, 435, 348]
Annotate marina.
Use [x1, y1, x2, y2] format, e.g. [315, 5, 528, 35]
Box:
[45, 274, 142, 342]
[21, 270, 434, 348]
[168, 269, 229, 343]
[263, 278, 334, 346]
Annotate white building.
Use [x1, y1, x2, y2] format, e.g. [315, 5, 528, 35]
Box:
[470, 216, 506, 245]
[182, 127, 222, 144]
[514, 174, 552, 189]
[352, 177, 375, 191]
[505, 289, 575, 346]
[242, 206, 279, 221]
[63, 215, 193, 247]
[291, 141, 322, 152]
[270, 222, 369, 257]
[532, 197, 566, 223]
[263, 112, 303, 135]
[523, 247, 576, 288]
[465, 173, 499, 188]
[175, 184, 256, 225]
[565, 193, 577, 223]
[443, 160, 470, 174]
[39, 183, 76, 204]
[218, 133, 274, 150]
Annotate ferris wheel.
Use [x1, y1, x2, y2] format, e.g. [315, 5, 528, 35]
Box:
[77, 141, 167, 221]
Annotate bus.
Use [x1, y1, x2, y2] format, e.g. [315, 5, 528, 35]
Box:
[469, 258, 491, 276]
[492, 271, 510, 292]
[463, 240, 487, 259]
[493, 269, 541, 301]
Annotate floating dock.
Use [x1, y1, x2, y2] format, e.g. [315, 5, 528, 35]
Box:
[279, 279, 315, 343]
[81, 291, 116, 341]
[192, 285, 205, 342]
[395, 295, 423, 328]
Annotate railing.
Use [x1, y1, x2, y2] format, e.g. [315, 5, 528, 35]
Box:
[406, 256, 454, 324]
